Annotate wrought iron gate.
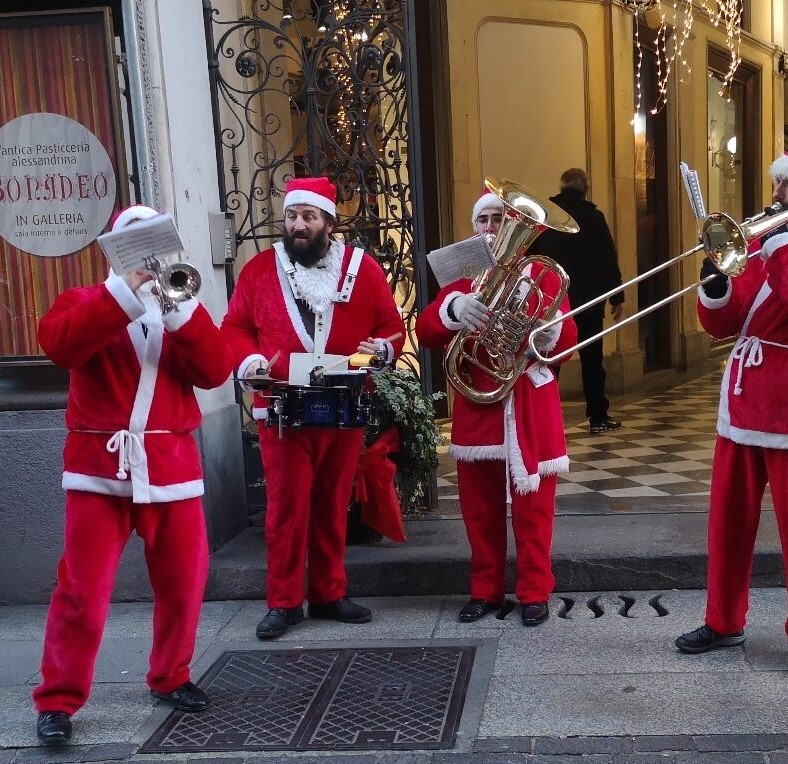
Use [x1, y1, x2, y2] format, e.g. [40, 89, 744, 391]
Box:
[204, 0, 426, 372]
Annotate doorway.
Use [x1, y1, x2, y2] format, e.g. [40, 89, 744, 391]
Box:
[633, 37, 671, 372]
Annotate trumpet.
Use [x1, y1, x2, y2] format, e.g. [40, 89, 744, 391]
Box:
[143, 256, 201, 314]
[527, 202, 788, 364]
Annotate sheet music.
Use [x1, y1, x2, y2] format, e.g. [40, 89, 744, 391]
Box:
[427, 234, 496, 287]
[679, 162, 707, 221]
[96, 213, 184, 274]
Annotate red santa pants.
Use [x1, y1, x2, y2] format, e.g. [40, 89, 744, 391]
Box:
[705, 437, 788, 637]
[457, 459, 556, 604]
[33, 491, 208, 715]
[259, 425, 364, 608]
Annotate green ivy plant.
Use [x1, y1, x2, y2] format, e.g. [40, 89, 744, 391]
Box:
[368, 368, 445, 516]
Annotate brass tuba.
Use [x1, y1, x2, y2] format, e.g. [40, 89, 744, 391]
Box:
[443, 177, 578, 404]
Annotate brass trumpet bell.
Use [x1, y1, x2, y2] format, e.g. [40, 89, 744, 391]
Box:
[144, 256, 201, 314]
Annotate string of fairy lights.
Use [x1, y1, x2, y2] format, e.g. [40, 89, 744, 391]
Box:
[625, 0, 743, 118]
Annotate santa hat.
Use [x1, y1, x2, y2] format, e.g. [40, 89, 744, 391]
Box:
[111, 204, 159, 232]
[769, 152, 788, 182]
[471, 187, 504, 224]
[283, 176, 337, 217]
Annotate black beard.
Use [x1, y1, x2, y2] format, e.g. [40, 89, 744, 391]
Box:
[283, 230, 330, 268]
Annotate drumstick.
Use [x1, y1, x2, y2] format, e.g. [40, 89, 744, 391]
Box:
[315, 355, 351, 376]
[263, 350, 281, 373]
[314, 333, 403, 378]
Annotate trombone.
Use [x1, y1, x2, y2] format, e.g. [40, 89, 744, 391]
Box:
[527, 202, 788, 364]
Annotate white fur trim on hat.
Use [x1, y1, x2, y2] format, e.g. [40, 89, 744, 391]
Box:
[769, 154, 788, 182]
[283, 189, 337, 217]
[112, 205, 159, 232]
[471, 191, 504, 225]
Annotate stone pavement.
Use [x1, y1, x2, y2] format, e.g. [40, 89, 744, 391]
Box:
[3, 590, 788, 762]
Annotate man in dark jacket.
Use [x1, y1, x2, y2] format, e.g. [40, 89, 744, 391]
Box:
[534, 168, 624, 434]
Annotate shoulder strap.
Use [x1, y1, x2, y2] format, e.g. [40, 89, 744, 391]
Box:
[336, 247, 365, 303]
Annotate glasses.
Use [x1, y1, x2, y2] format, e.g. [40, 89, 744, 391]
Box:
[475, 214, 503, 225]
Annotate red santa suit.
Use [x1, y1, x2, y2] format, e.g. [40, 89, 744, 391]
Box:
[698, 231, 788, 637]
[415, 263, 577, 603]
[32, 272, 233, 715]
[221, 239, 405, 609]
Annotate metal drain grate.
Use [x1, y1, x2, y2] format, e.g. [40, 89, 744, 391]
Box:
[139, 646, 476, 753]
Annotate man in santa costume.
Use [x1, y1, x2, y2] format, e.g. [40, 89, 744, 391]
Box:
[415, 189, 578, 626]
[222, 176, 405, 640]
[33, 205, 234, 745]
[675, 155, 788, 653]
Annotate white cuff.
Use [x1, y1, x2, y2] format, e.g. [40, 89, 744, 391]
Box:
[698, 279, 732, 309]
[104, 272, 146, 321]
[162, 297, 199, 332]
[238, 353, 268, 392]
[760, 232, 788, 261]
[377, 339, 395, 365]
[439, 291, 465, 331]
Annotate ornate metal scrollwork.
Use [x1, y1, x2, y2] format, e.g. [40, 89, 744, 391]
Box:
[209, 0, 418, 370]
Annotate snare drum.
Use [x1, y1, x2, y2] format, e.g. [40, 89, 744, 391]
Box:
[266, 382, 368, 430]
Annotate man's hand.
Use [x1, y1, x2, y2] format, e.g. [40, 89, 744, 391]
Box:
[122, 269, 154, 292]
[358, 337, 393, 364]
[699, 257, 729, 299]
[450, 292, 489, 331]
[243, 360, 270, 379]
[611, 302, 624, 322]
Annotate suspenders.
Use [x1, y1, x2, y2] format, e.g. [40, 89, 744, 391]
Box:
[273, 242, 364, 356]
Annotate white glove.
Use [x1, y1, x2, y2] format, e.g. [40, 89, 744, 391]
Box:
[450, 292, 489, 331]
[530, 318, 561, 352]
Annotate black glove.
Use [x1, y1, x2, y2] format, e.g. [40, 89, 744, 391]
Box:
[699, 257, 729, 299]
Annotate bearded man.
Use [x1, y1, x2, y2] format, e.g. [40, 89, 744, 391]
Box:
[222, 176, 405, 639]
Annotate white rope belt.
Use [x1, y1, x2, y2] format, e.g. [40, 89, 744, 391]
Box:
[75, 428, 171, 479]
[732, 336, 788, 396]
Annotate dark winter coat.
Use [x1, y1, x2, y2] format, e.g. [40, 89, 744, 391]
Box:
[533, 188, 624, 309]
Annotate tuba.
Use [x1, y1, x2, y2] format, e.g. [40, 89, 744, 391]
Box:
[443, 177, 578, 404]
[143, 256, 201, 314]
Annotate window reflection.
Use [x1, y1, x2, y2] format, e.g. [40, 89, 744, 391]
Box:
[707, 69, 744, 221]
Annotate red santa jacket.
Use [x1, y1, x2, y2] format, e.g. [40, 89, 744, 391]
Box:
[221, 241, 405, 419]
[416, 262, 577, 494]
[38, 272, 234, 503]
[698, 232, 788, 448]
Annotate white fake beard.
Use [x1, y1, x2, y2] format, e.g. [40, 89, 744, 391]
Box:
[292, 242, 343, 313]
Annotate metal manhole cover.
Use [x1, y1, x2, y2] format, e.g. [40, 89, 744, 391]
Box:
[139, 646, 476, 753]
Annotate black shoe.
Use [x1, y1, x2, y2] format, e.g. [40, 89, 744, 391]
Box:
[308, 597, 372, 623]
[256, 606, 305, 640]
[521, 601, 550, 626]
[458, 599, 503, 623]
[150, 681, 210, 712]
[675, 624, 745, 654]
[36, 711, 72, 745]
[589, 417, 622, 434]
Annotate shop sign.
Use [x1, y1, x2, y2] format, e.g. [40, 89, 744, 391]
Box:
[0, 112, 117, 257]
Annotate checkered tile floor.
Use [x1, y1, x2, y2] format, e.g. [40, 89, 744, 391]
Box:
[434, 371, 751, 516]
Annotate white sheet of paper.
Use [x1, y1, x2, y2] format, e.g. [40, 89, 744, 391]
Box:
[96, 213, 184, 274]
[288, 352, 348, 385]
[679, 162, 707, 221]
[427, 234, 495, 287]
